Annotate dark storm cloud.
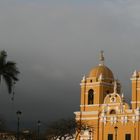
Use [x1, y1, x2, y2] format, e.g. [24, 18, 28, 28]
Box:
[0, 0, 140, 128]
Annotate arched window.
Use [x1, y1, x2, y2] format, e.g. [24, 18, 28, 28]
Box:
[106, 90, 110, 94]
[110, 109, 116, 115]
[88, 89, 94, 104]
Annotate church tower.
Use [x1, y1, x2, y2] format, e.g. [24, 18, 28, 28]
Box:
[75, 51, 140, 140]
[131, 70, 140, 109]
[80, 51, 118, 112]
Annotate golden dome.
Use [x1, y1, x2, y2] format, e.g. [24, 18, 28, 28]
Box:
[88, 65, 114, 80]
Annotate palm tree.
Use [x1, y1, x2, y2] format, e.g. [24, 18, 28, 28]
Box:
[0, 50, 20, 94]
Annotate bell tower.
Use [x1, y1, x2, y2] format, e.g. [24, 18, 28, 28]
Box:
[75, 52, 140, 140]
[80, 51, 115, 111]
[131, 70, 140, 109]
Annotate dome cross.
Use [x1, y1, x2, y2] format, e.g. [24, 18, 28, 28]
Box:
[99, 50, 105, 65]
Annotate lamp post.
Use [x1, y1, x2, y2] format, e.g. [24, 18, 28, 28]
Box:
[114, 126, 118, 140]
[16, 110, 22, 140]
[37, 120, 41, 140]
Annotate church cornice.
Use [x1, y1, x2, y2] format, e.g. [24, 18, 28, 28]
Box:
[80, 103, 124, 107]
[75, 117, 98, 121]
[74, 111, 98, 115]
[80, 82, 113, 87]
[131, 78, 140, 81]
[131, 101, 140, 103]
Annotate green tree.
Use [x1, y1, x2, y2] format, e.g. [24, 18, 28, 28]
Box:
[45, 118, 75, 140]
[44, 118, 92, 140]
[0, 50, 19, 94]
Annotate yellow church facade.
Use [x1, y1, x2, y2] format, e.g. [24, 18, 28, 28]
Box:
[74, 51, 140, 140]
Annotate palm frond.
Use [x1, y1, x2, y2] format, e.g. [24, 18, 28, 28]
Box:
[0, 50, 20, 94]
[0, 50, 7, 66]
[3, 75, 13, 94]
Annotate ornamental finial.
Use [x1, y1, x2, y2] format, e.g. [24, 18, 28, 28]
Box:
[82, 75, 86, 81]
[132, 70, 138, 77]
[113, 80, 117, 93]
[99, 50, 105, 65]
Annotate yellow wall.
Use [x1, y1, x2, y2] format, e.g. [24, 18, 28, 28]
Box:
[75, 64, 140, 140]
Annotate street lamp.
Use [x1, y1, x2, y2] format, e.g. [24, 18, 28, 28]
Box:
[114, 126, 118, 140]
[16, 110, 22, 140]
[37, 120, 41, 140]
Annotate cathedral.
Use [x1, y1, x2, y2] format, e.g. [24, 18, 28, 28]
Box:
[74, 51, 140, 140]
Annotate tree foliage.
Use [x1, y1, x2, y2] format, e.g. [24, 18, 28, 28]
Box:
[45, 118, 75, 140]
[45, 118, 91, 140]
[0, 50, 20, 94]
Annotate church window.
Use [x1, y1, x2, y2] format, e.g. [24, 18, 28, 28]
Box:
[125, 134, 131, 140]
[108, 134, 113, 140]
[110, 109, 116, 115]
[90, 79, 92, 83]
[88, 89, 94, 104]
[110, 97, 116, 103]
[111, 97, 115, 102]
[106, 90, 110, 94]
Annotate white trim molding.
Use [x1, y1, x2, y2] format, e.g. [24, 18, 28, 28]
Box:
[80, 103, 124, 107]
[76, 117, 98, 120]
[131, 78, 140, 81]
[80, 82, 113, 87]
[74, 111, 98, 115]
[80, 104, 100, 107]
[131, 101, 140, 104]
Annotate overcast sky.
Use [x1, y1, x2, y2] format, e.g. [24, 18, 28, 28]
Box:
[0, 0, 140, 129]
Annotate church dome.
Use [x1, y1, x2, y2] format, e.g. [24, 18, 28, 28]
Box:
[87, 51, 114, 82]
[88, 65, 114, 80]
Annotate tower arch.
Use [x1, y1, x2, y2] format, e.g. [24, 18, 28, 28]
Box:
[88, 89, 94, 104]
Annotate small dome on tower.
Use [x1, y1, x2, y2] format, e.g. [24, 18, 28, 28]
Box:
[89, 65, 114, 80]
[88, 51, 114, 82]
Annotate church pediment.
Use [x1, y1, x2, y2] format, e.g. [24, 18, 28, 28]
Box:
[104, 93, 122, 105]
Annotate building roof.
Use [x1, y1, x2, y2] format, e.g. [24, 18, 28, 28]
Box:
[88, 65, 114, 80]
[88, 51, 114, 81]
